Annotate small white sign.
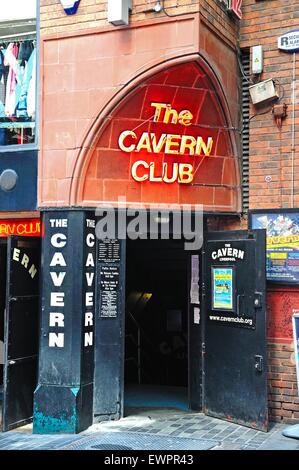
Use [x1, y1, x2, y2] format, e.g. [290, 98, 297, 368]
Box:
[278, 30, 299, 53]
[194, 307, 200, 325]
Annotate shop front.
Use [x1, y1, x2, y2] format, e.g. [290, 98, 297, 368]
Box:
[0, 218, 40, 431]
[34, 39, 268, 433]
[0, 0, 40, 432]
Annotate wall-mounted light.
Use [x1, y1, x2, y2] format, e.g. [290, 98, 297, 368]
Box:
[108, 0, 132, 26]
[59, 0, 81, 16]
[153, 1, 163, 13]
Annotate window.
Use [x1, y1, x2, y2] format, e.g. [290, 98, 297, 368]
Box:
[0, 0, 37, 146]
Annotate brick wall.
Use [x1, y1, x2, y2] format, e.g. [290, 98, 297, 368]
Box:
[240, 0, 299, 210]
[240, 0, 299, 424]
[40, 0, 238, 46]
[268, 342, 299, 423]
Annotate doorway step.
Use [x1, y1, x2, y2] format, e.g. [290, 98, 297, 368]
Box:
[124, 384, 188, 411]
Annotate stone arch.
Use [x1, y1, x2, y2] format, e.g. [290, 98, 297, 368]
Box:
[70, 54, 241, 212]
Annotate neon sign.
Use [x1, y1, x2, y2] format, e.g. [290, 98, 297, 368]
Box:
[118, 102, 214, 184]
[0, 219, 41, 237]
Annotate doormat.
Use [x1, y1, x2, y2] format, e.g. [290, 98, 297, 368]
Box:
[282, 424, 299, 440]
[61, 432, 219, 451]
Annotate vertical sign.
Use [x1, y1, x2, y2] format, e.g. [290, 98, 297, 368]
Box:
[82, 216, 96, 384]
[212, 267, 234, 311]
[35, 211, 96, 433]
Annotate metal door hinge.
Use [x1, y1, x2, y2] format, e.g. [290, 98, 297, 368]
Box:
[254, 355, 263, 373]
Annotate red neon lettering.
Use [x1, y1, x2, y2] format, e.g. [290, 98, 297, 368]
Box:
[0, 219, 41, 238]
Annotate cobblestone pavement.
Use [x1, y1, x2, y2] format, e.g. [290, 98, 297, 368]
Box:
[0, 408, 299, 450]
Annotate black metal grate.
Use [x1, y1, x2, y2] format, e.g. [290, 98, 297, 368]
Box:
[62, 432, 219, 451]
[241, 49, 250, 212]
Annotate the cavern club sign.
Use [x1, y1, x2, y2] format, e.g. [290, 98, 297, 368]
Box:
[118, 102, 214, 184]
[0, 219, 40, 237]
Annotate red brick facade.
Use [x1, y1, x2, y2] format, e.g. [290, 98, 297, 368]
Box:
[241, 0, 299, 423]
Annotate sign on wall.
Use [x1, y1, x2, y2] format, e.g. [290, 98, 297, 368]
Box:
[0, 219, 40, 237]
[82, 61, 239, 211]
[118, 101, 214, 185]
[250, 210, 299, 284]
[278, 30, 299, 53]
[212, 267, 234, 311]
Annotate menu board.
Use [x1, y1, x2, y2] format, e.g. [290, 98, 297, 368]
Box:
[251, 211, 299, 283]
[99, 239, 121, 262]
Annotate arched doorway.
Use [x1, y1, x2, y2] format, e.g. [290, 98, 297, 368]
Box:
[86, 59, 243, 421]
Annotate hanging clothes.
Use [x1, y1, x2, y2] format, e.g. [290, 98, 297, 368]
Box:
[15, 47, 36, 118]
[4, 42, 19, 117]
[27, 48, 36, 119]
[18, 40, 34, 64]
[0, 49, 6, 114]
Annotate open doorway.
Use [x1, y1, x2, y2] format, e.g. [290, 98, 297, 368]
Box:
[125, 239, 189, 412]
[0, 240, 7, 431]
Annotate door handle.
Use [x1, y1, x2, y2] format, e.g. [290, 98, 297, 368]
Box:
[254, 355, 263, 373]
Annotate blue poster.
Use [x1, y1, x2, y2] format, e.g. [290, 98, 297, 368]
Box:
[212, 268, 233, 310]
[251, 212, 299, 283]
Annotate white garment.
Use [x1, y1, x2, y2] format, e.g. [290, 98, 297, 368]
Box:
[4, 43, 20, 117]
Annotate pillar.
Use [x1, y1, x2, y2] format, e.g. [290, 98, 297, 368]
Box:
[33, 210, 96, 433]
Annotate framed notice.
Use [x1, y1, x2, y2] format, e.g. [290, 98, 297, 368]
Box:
[250, 209, 299, 284]
[212, 267, 234, 311]
[293, 314, 299, 393]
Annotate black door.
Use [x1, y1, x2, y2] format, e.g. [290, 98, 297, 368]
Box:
[203, 230, 268, 431]
[94, 238, 126, 422]
[2, 236, 40, 431]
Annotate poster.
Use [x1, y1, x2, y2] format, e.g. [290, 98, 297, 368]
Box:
[190, 255, 200, 305]
[293, 315, 299, 393]
[212, 267, 233, 310]
[251, 211, 299, 283]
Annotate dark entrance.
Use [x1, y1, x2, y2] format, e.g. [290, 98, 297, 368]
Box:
[125, 239, 189, 412]
[0, 240, 7, 430]
[203, 230, 268, 431]
[93, 226, 267, 430]
[1, 236, 40, 431]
